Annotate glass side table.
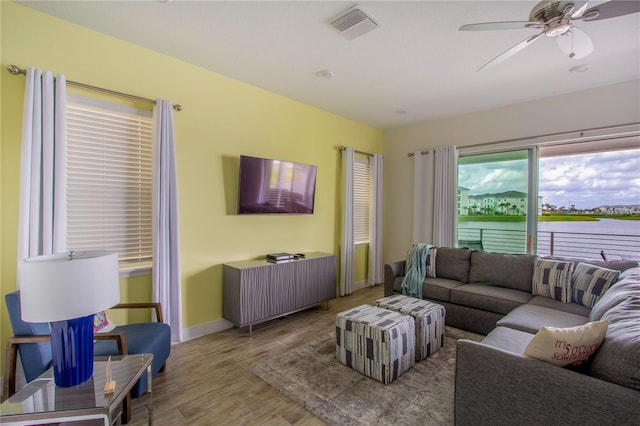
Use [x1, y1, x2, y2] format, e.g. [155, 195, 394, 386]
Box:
[0, 354, 153, 426]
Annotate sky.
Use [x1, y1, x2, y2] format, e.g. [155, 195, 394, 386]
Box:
[458, 148, 640, 210]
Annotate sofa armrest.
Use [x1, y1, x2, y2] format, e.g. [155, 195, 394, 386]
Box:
[384, 261, 406, 296]
[455, 339, 640, 426]
[2, 335, 51, 401]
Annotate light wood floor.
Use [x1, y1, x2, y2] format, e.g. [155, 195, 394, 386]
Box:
[130, 284, 385, 426]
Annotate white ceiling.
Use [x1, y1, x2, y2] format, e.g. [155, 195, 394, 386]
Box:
[18, 1, 640, 129]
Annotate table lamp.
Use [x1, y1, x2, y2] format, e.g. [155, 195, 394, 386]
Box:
[18, 251, 120, 387]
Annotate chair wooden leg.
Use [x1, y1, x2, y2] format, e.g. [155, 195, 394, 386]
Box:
[121, 393, 132, 424]
[2, 341, 19, 401]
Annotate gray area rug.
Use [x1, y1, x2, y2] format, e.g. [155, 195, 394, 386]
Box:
[252, 326, 484, 425]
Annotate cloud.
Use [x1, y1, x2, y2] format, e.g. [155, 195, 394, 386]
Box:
[459, 148, 640, 209]
[459, 159, 527, 195]
[540, 149, 640, 209]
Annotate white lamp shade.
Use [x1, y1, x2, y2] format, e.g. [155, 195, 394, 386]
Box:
[19, 251, 120, 322]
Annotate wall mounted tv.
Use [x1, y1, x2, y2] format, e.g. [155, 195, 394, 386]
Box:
[237, 155, 317, 214]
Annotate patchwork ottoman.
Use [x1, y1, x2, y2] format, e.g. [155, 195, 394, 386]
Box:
[374, 295, 446, 361]
[336, 304, 415, 384]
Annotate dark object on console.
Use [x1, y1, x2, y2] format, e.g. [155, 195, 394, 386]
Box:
[4, 291, 171, 422]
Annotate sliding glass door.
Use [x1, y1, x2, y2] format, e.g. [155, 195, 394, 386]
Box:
[457, 136, 640, 260]
[538, 140, 640, 260]
[457, 149, 537, 254]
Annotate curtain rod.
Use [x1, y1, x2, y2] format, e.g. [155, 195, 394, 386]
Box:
[406, 122, 640, 157]
[7, 65, 182, 112]
[338, 145, 374, 157]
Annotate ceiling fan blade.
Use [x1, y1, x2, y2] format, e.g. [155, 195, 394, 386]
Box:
[459, 21, 542, 31]
[556, 26, 594, 59]
[554, 1, 590, 17]
[478, 32, 545, 71]
[569, 0, 590, 18]
[580, 0, 640, 21]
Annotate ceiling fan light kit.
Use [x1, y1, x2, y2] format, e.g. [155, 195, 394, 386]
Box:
[459, 0, 640, 70]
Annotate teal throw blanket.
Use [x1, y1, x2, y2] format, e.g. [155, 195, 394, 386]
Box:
[401, 243, 432, 298]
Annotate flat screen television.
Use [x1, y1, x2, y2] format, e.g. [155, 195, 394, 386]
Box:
[237, 155, 317, 214]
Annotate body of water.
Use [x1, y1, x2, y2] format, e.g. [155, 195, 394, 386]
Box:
[539, 218, 640, 235]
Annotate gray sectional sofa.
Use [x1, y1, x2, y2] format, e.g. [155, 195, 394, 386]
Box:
[384, 247, 640, 425]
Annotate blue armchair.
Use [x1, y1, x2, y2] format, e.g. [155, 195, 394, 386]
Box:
[3, 290, 171, 422]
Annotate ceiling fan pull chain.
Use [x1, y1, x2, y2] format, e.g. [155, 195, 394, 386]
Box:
[570, 30, 576, 58]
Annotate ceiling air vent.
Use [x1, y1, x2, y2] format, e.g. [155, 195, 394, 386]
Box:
[329, 6, 379, 40]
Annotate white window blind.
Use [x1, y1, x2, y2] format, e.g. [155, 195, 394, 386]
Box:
[354, 157, 370, 244]
[66, 98, 153, 270]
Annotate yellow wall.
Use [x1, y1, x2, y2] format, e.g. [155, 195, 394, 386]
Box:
[0, 2, 382, 373]
[354, 245, 369, 285]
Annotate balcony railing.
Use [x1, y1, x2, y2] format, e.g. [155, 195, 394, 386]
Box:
[458, 227, 640, 260]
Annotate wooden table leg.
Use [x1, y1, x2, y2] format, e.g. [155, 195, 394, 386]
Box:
[121, 393, 132, 424]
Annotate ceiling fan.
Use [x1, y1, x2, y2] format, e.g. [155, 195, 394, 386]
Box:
[459, 1, 640, 71]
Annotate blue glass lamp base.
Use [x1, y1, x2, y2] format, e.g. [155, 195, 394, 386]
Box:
[49, 314, 95, 387]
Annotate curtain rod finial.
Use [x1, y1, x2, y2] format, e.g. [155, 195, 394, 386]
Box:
[173, 104, 182, 112]
[7, 65, 24, 75]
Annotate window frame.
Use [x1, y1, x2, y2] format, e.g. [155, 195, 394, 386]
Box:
[66, 95, 153, 276]
[457, 124, 640, 256]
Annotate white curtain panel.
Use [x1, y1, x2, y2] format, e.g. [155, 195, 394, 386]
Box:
[432, 146, 459, 246]
[411, 146, 458, 247]
[412, 151, 433, 244]
[152, 99, 183, 343]
[17, 68, 67, 268]
[367, 153, 383, 286]
[340, 147, 355, 296]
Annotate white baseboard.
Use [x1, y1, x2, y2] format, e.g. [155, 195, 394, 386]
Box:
[353, 280, 368, 292]
[180, 317, 234, 342]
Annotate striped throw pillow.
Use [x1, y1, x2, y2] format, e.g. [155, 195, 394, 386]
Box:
[532, 258, 574, 303]
[426, 247, 437, 278]
[572, 262, 620, 308]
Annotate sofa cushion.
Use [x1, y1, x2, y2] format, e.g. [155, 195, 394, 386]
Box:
[468, 251, 535, 292]
[523, 320, 608, 367]
[588, 296, 640, 390]
[589, 268, 640, 321]
[497, 304, 589, 334]
[450, 284, 532, 315]
[543, 256, 638, 273]
[422, 277, 464, 302]
[435, 247, 472, 283]
[481, 326, 534, 354]
[527, 296, 591, 317]
[572, 262, 620, 308]
[531, 258, 574, 303]
[594, 260, 639, 272]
